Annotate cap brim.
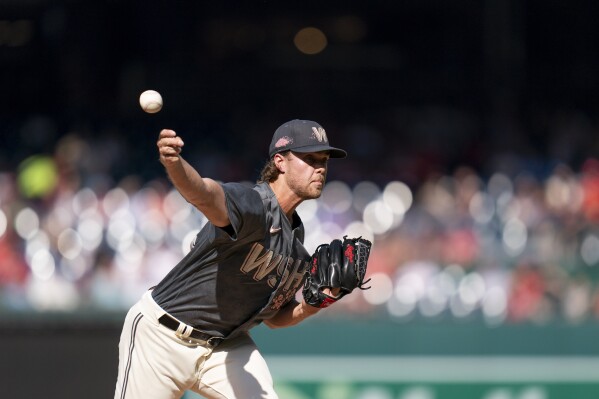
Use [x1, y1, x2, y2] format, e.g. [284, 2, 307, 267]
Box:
[290, 145, 347, 158]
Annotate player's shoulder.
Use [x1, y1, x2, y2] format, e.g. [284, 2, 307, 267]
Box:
[252, 181, 275, 201]
[222, 182, 261, 201]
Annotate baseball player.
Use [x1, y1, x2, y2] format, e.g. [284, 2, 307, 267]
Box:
[114, 119, 371, 399]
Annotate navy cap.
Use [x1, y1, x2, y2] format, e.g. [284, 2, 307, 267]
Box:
[268, 119, 347, 159]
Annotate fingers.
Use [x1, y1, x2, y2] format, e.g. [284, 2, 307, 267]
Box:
[158, 129, 184, 147]
[157, 129, 184, 162]
[322, 287, 341, 298]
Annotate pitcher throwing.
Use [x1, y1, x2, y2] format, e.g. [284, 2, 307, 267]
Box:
[114, 119, 371, 399]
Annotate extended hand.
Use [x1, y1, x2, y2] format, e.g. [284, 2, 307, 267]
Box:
[157, 129, 184, 165]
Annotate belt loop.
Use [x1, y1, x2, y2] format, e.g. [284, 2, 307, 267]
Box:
[175, 322, 192, 338]
[157, 314, 223, 347]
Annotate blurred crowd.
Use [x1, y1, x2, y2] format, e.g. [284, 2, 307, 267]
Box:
[2, 115, 599, 326]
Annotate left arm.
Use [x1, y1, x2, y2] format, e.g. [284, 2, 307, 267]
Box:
[266, 236, 372, 329]
[264, 287, 340, 329]
[263, 299, 321, 329]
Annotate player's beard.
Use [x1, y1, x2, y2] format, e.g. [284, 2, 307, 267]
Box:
[306, 182, 324, 199]
[287, 174, 325, 200]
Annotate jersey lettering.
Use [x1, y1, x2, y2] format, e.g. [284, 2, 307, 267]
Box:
[240, 243, 283, 283]
[241, 243, 308, 289]
[281, 258, 307, 291]
[268, 258, 309, 310]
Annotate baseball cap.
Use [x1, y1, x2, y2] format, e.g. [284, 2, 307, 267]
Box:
[268, 119, 347, 159]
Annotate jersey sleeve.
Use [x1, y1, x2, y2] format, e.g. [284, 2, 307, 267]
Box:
[220, 182, 266, 240]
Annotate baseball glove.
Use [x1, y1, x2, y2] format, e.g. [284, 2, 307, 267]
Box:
[303, 236, 372, 308]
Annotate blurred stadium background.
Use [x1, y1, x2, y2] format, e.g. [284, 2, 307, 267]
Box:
[2, 1, 599, 398]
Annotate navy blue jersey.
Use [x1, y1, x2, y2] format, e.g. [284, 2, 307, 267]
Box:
[151, 182, 311, 338]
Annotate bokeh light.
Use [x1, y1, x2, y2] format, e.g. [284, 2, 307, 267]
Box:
[17, 155, 58, 198]
[363, 199, 394, 235]
[15, 207, 40, 239]
[581, 234, 599, 266]
[352, 181, 381, 214]
[0, 209, 7, 238]
[294, 27, 327, 55]
[30, 249, 56, 280]
[57, 228, 83, 260]
[320, 180, 352, 214]
[502, 218, 527, 256]
[362, 272, 393, 305]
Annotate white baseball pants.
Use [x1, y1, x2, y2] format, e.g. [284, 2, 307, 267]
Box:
[114, 290, 278, 399]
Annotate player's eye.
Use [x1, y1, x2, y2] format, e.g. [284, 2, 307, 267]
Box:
[298, 153, 328, 168]
[312, 157, 328, 167]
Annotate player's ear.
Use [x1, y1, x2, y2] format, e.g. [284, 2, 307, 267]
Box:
[273, 153, 286, 173]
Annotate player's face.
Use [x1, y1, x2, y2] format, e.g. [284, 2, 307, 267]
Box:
[285, 151, 329, 199]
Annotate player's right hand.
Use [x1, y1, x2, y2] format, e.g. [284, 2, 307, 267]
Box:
[157, 129, 184, 165]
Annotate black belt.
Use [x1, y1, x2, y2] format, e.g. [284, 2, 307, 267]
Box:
[158, 314, 223, 347]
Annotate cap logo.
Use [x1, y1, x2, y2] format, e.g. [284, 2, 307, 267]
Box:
[275, 136, 293, 149]
[311, 126, 328, 143]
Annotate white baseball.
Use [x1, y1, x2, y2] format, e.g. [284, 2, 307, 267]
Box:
[139, 90, 163, 113]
